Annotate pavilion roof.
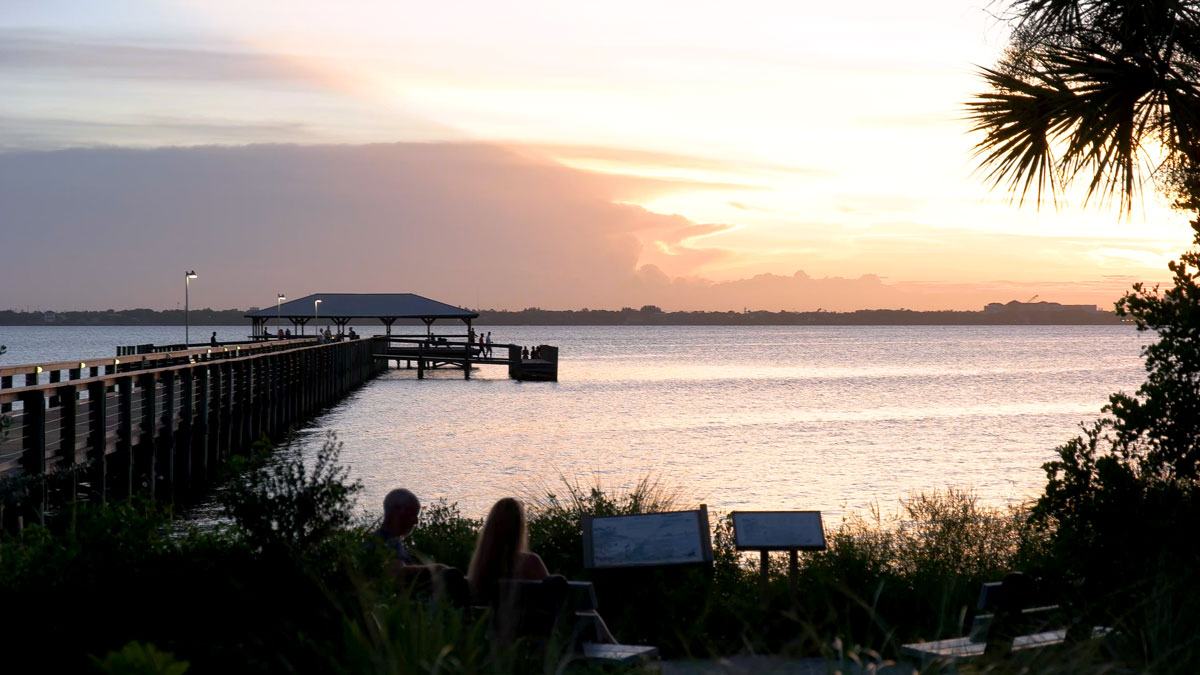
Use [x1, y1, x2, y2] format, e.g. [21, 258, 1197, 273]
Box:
[245, 293, 478, 321]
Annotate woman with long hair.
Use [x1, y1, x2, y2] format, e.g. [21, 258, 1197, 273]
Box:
[467, 497, 616, 643]
[467, 497, 548, 602]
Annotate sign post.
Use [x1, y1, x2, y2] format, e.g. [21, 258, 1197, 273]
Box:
[731, 511, 826, 601]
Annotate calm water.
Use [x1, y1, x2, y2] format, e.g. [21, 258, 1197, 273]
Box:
[0, 325, 1148, 520]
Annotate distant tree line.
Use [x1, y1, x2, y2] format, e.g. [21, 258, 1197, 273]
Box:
[473, 305, 1122, 326]
[0, 308, 250, 326]
[0, 304, 1122, 326]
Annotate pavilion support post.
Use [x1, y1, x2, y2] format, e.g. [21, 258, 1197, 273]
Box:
[463, 327, 472, 380]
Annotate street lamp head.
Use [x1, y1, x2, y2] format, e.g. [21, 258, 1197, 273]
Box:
[315, 299, 322, 304]
[186, 270, 197, 279]
[278, 294, 286, 301]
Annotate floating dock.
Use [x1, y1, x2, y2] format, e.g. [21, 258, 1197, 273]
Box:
[377, 338, 558, 381]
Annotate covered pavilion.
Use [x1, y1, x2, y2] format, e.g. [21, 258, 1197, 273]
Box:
[246, 293, 479, 338]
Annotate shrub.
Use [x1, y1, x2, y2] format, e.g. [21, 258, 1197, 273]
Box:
[1031, 221, 1200, 666]
[406, 499, 480, 571]
[219, 431, 361, 555]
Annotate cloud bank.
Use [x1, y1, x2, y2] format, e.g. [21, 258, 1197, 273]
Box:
[0, 142, 1134, 312]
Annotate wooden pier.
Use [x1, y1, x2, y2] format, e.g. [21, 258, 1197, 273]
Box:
[0, 293, 559, 528]
[0, 337, 383, 528]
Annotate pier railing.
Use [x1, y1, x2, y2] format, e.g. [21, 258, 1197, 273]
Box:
[115, 338, 278, 356]
[1, 337, 320, 397]
[0, 337, 386, 528]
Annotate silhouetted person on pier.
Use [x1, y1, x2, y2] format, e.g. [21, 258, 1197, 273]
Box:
[521, 346, 529, 360]
[210, 332, 219, 347]
[349, 327, 359, 339]
[277, 328, 284, 339]
[285, 328, 292, 338]
[486, 332, 493, 357]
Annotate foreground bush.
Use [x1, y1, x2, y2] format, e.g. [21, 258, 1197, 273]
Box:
[0, 437, 502, 674]
[5, 431, 1191, 673]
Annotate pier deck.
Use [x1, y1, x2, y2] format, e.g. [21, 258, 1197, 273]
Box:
[0, 337, 380, 527]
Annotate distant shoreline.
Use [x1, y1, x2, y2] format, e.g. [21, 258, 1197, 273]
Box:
[1, 305, 1124, 326]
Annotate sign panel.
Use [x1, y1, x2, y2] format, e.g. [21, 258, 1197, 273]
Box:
[731, 511, 826, 551]
[585, 510, 711, 568]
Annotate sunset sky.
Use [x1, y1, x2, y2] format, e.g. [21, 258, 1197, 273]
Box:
[0, 0, 1193, 312]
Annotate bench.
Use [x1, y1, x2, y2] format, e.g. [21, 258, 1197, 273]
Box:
[495, 577, 658, 665]
[900, 572, 1110, 665]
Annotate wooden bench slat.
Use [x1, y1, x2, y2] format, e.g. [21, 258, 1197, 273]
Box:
[581, 642, 658, 664]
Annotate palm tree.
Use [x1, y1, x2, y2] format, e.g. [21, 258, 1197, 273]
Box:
[969, 0, 1200, 213]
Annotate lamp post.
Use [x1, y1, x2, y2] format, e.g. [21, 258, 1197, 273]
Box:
[314, 299, 322, 336]
[184, 270, 197, 345]
[276, 294, 286, 337]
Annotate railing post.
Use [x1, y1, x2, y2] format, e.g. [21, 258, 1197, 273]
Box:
[235, 361, 250, 450]
[1, 375, 11, 413]
[137, 373, 157, 499]
[179, 368, 194, 498]
[193, 367, 208, 491]
[19, 390, 47, 525]
[208, 365, 222, 481]
[116, 376, 134, 500]
[57, 384, 78, 499]
[87, 380, 108, 504]
[222, 361, 234, 462]
[158, 371, 176, 504]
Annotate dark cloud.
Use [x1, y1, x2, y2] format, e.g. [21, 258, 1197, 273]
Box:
[0, 142, 1140, 312]
[0, 142, 670, 310]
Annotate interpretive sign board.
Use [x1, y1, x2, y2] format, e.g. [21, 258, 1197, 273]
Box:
[582, 506, 712, 569]
[731, 511, 827, 552]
